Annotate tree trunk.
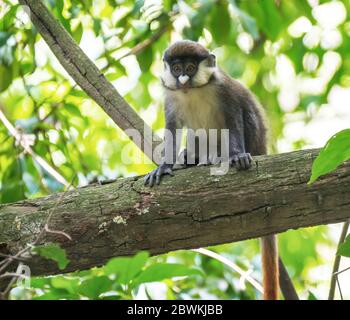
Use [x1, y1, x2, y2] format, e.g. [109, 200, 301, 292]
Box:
[1, 149, 350, 276]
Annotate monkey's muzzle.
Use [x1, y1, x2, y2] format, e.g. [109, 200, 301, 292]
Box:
[178, 75, 190, 85]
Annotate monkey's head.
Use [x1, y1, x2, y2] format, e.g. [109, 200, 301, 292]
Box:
[161, 40, 216, 91]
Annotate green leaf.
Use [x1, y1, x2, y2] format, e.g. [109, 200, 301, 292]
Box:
[229, 0, 260, 40]
[309, 129, 350, 183]
[0, 32, 11, 47]
[307, 291, 317, 300]
[106, 72, 120, 81]
[65, 103, 82, 117]
[29, 276, 51, 288]
[137, 46, 153, 72]
[0, 5, 19, 32]
[209, 1, 231, 45]
[337, 234, 350, 257]
[131, 0, 145, 15]
[33, 291, 75, 300]
[73, 22, 83, 44]
[70, 88, 87, 98]
[93, 18, 102, 36]
[104, 251, 149, 284]
[78, 276, 112, 299]
[0, 64, 13, 92]
[51, 276, 80, 294]
[237, 10, 259, 40]
[181, 0, 212, 41]
[1, 159, 25, 204]
[33, 243, 70, 270]
[54, 0, 71, 35]
[133, 263, 203, 286]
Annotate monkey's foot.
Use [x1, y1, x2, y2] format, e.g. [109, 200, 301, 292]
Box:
[229, 153, 253, 170]
[144, 163, 174, 187]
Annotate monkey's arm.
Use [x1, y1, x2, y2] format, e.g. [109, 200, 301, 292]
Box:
[224, 104, 253, 170]
[144, 105, 181, 187]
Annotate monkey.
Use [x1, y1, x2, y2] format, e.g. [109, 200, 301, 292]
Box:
[144, 40, 278, 300]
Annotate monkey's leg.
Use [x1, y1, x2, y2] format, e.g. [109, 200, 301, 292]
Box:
[225, 119, 253, 170]
[144, 117, 180, 187]
[261, 234, 279, 300]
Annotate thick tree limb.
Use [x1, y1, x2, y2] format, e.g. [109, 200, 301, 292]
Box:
[18, 0, 162, 161]
[0, 149, 350, 276]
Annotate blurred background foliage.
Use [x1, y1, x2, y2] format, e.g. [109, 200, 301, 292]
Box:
[1, 0, 350, 299]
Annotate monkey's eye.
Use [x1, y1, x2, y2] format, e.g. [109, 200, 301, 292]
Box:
[172, 63, 182, 76]
[185, 63, 196, 75]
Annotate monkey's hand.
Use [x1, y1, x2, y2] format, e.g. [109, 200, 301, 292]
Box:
[144, 163, 174, 187]
[229, 153, 253, 170]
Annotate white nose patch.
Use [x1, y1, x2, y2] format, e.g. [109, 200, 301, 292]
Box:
[178, 75, 189, 85]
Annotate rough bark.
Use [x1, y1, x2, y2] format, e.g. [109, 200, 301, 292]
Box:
[18, 0, 162, 161]
[1, 149, 350, 276]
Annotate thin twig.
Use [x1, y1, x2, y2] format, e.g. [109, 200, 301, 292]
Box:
[328, 220, 350, 300]
[0, 273, 29, 280]
[0, 106, 69, 187]
[336, 277, 344, 300]
[117, 24, 170, 61]
[333, 266, 350, 277]
[0, 263, 29, 300]
[44, 225, 72, 241]
[0, 253, 27, 262]
[0, 277, 17, 300]
[193, 248, 263, 294]
[0, 246, 34, 275]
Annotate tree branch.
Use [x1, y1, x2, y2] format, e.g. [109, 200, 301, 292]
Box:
[117, 24, 171, 61]
[1, 149, 350, 276]
[328, 220, 350, 300]
[193, 248, 263, 294]
[18, 0, 162, 162]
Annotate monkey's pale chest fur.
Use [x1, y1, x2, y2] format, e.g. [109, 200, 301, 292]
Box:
[166, 86, 225, 130]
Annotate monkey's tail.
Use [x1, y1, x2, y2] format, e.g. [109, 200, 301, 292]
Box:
[261, 234, 279, 300]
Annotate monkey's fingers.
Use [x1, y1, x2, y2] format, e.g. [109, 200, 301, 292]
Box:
[230, 153, 252, 170]
[144, 173, 151, 186]
[155, 170, 162, 185]
[247, 153, 253, 167]
[238, 153, 252, 170]
[229, 155, 240, 168]
[156, 167, 174, 185]
[144, 170, 156, 187]
[149, 172, 156, 187]
[239, 154, 249, 169]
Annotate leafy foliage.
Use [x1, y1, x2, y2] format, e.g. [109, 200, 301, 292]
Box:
[337, 234, 350, 258]
[1, 0, 349, 300]
[309, 129, 350, 183]
[33, 243, 70, 270]
[12, 251, 203, 300]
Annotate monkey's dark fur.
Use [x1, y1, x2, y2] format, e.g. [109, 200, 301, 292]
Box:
[145, 40, 267, 185]
[144, 41, 278, 300]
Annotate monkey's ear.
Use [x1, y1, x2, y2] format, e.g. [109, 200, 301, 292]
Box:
[208, 54, 216, 67]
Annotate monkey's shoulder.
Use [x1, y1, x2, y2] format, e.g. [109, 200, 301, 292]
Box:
[215, 71, 253, 100]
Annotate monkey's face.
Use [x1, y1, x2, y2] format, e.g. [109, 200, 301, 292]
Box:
[161, 41, 216, 91]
